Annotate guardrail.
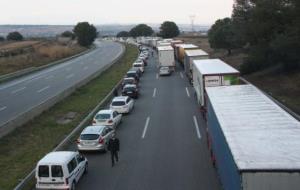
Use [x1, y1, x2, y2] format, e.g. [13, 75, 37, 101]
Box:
[14, 44, 126, 190]
[240, 77, 300, 121]
[0, 45, 96, 84]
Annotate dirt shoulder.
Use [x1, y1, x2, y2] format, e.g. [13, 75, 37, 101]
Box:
[178, 36, 300, 116]
[0, 40, 87, 75]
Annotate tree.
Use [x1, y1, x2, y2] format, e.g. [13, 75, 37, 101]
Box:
[61, 31, 75, 39]
[208, 18, 242, 55]
[6, 31, 23, 41]
[116, 31, 130, 38]
[159, 21, 180, 38]
[129, 24, 154, 37]
[0, 36, 4, 42]
[73, 22, 97, 47]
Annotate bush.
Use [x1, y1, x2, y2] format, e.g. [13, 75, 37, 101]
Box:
[61, 31, 75, 39]
[6, 32, 23, 41]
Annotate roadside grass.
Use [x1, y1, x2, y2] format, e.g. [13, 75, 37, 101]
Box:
[0, 41, 86, 75]
[177, 36, 300, 116]
[0, 44, 138, 190]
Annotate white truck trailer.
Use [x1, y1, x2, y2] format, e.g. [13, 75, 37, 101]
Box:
[157, 46, 175, 71]
[206, 84, 300, 190]
[184, 49, 209, 81]
[192, 59, 239, 107]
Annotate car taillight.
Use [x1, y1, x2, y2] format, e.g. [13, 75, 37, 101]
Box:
[108, 120, 113, 124]
[99, 137, 104, 144]
[65, 177, 69, 185]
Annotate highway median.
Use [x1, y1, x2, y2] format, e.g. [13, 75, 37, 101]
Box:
[0, 44, 138, 190]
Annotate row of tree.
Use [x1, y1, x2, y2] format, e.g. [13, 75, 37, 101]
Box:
[116, 21, 180, 39]
[0, 31, 24, 41]
[208, 0, 300, 73]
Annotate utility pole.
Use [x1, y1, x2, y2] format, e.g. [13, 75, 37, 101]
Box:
[189, 15, 196, 32]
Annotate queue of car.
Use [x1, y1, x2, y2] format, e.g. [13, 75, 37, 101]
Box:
[34, 46, 150, 190]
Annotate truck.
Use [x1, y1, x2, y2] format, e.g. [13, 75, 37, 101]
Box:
[175, 44, 198, 64]
[205, 84, 300, 190]
[157, 46, 175, 71]
[192, 59, 239, 107]
[184, 49, 209, 82]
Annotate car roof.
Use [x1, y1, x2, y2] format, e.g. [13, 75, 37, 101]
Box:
[96, 109, 113, 115]
[123, 77, 135, 80]
[127, 71, 136, 74]
[112, 96, 128, 101]
[160, 66, 169, 69]
[38, 151, 77, 165]
[81, 125, 106, 135]
[133, 62, 143, 65]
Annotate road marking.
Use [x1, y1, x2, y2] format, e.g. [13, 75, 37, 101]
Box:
[152, 88, 157, 98]
[0, 106, 7, 112]
[180, 72, 184, 78]
[185, 87, 190, 98]
[66, 74, 75, 79]
[156, 73, 159, 79]
[11, 87, 26, 94]
[45, 75, 54, 80]
[84, 66, 89, 70]
[193, 116, 201, 139]
[142, 117, 150, 139]
[37, 86, 50, 93]
[25, 76, 43, 84]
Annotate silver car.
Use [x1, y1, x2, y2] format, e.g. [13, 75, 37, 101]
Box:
[159, 66, 172, 76]
[77, 125, 115, 152]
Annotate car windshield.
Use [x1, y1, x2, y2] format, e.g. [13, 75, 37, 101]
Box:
[127, 73, 136, 78]
[161, 67, 169, 71]
[124, 87, 136, 91]
[112, 101, 125, 106]
[51, 165, 63, 177]
[95, 113, 110, 120]
[38, 165, 49, 177]
[124, 79, 133, 83]
[134, 64, 142, 67]
[80, 134, 100, 140]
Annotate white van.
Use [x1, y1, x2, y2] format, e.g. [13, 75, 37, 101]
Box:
[133, 62, 144, 73]
[35, 151, 88, 190]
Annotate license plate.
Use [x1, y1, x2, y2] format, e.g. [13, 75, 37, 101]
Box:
[83, 142, 94, 145]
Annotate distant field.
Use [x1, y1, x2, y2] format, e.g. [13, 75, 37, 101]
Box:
[0, 40, 41, 50]
[0, 40, 87, 75]
[178, 36, 300, 115]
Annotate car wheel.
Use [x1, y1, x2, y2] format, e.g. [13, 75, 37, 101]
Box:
[71, 182, 76, 190]
[84, 163, 88, 174]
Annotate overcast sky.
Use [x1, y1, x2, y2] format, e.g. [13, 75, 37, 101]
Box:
[0, 0, 234, 25]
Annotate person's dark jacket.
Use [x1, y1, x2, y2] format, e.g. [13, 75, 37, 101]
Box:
[108, 138, 120, 152]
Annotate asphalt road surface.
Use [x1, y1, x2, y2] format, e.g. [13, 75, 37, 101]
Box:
[0, 41, 124, 128]
[74, 50, 222, 190]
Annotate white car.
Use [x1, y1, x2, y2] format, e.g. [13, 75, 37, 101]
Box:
[159, 66, 172, 76]
[77, 125, 115, 151]
[36, 151, 88, 190]
[133, 62, 144, 73]
[110, 96, 134, 114]
[92, 109, 122, 129]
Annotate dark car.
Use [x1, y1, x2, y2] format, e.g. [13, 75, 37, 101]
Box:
[126, 71, 140, 82]
[122, 84, 139, 99]
[129, 67, 142, 77]
[122, 77, 137, 87]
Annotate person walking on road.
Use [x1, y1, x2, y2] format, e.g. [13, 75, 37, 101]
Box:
[107, 133, 120, 167]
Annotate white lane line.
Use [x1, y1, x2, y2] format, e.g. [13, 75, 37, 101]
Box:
[180, 72, 184, 78]
[142, 117, 150, 139]
[185, 87, 190, 98]
[193, 116, 201, 139]
[11, 87, 26, 94]
[84, 66, 89, 70]
[45, 75, 54, 80]
[0, 106, 7, 112]
[152, 88, 157, 98]
[66, 74, 75, 79]
[156, 73, 159, 79]
[25, 76, 43, 84]
[37, 86, 50, 93]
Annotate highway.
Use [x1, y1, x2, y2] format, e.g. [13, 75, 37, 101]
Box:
[75, 51, 222, 190]
[0, 41, 124, 131]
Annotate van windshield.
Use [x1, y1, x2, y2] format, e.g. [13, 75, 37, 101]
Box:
[80, 134, 100, 140]
[38, 165, 49, 177]
[51, 165, 63, 177]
